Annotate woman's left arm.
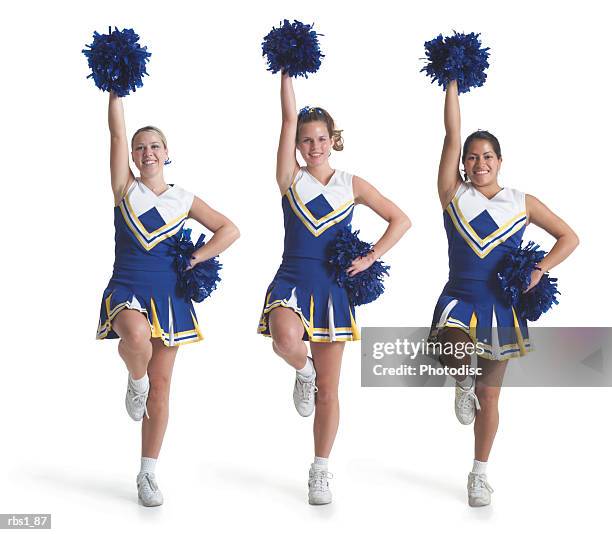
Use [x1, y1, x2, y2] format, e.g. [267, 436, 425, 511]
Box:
[187, 196, 240, 267]
[347, 176, 412, 276]
[524, 194, 579, 291]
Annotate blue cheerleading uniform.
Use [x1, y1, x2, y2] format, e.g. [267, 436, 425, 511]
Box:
[429, 181, 533, 360]
[258, 168, 360, 342]
[96, 180, 203, 347]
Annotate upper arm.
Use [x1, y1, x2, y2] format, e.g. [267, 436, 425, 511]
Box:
[525, 194, 576, 240]
[188, 195, 236, 233]
[353, 176, 410, 223]
[438, 81, 462, 209]
[276, 119, 300, 195]
[437, 136, 462, 210]
[110, 135, 134, 205]
[108, 93, 134, 205]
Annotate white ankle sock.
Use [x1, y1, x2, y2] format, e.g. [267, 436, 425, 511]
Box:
[140, 457, 157, 475]
[297, 357, 315, 380]
[312, 456, 328, 471]
[130, 373, 149, 393]
[457, 375, 474, 389]
[472, 459, 487, 475]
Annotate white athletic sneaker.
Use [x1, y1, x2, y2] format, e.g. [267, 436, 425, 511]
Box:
[467, 472, 493, 507]
[308, 465, 333, 505]
[125, 377, 150, 421]
[454, 380, 480, 425]
[137, 472, 163, 507]
[293, 370, 317, 417]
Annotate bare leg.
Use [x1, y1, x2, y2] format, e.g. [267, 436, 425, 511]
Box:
[310, 342, 344, 458]
[113, 309, 153, 378]
[269, 307, 308, 369]
[474, 358, 508, 461]
[437, 327, 474, 383]
[141, 338, 178, 459]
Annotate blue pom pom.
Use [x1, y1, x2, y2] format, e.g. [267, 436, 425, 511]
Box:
[174, 228, 222, 303]
[82, 27, 151, 97]
[328, 227, 390, 306]
[421, 31, 490, 94]
[497, 241, 560, 321]
[262, 19, 324, 78]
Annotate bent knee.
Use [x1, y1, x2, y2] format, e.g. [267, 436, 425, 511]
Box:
[120, 324, 151, 348]
[272, 329, 303, 355]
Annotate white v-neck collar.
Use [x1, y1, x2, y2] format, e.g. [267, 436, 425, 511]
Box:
[302, 167, 337, 188]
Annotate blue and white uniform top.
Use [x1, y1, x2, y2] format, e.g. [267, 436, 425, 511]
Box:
[283, 168, 355, 259]
[114, 180, 194, 271]
[257, 168, 360, 343]
[430, 181, 531, 360]
[444, 182, 527, 281]
[97, 179, 203, 347]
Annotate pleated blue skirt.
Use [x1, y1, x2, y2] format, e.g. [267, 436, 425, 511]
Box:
[96, 267, 203, 347]
[258, 257, 360, 343]
[429, 278, 532, 360]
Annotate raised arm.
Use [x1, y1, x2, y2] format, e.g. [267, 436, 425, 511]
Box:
[276, 73, 300, 195]
[437, 80, 463, 209]
[523, 194, 579, 291]
[108, 91, 134, 205]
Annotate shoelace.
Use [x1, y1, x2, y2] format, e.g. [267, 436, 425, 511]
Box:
[298, 378, 318, 402]
[458, 387, 481, 411]
[138, 473, 159, 496]
[469, 474, 493, 493]
[310, 470, 333, 492]
[130, 388, 150, 419]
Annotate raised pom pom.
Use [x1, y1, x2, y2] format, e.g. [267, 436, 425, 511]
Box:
[261, 19, 324, 78]
[82, 27, 151, 97]
[497, 241, 560, 321]
[421, 31, 490, 94]
[174, 228, 222, 303]
[328, 227, 390, 306]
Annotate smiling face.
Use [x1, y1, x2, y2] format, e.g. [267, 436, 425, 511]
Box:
[296, 121, 333, 168]
[131, 130, 168, 178]
[463, 139, 502, 186]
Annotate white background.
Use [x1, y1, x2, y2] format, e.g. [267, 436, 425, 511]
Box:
[1, 0, 609, 533]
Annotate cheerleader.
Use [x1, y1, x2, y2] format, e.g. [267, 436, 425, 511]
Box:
[96, 92, 239, 506]
[430, 80, 579, 506]
[258, 73, 411, 505]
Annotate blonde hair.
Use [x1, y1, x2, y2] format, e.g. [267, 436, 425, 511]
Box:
[131, 126, 168, 149]
[296, 107, 344, 151]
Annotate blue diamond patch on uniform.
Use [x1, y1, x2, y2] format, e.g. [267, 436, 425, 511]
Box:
[138, 207, 167, 233]
[305, 194, 335, 220]
[469, 210, 499, 240]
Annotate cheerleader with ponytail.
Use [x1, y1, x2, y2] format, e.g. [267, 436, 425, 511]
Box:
[258, 20, 411, 505]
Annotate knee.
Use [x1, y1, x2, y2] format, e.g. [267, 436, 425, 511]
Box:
[148, 375, 171, 405]
[272, 328, 302, 356]
[440, 351, 468, 367]
[121, 323, 151, 349]
[315, 381, 339, 406]
[475, 384, 501, 409]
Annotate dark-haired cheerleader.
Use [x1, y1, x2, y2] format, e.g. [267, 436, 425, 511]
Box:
[429, 80, 579, 506]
